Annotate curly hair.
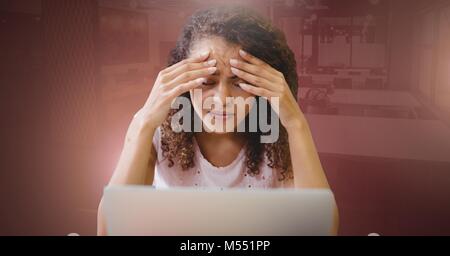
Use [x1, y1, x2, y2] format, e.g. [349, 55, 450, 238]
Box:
[160, 5, 298, 181]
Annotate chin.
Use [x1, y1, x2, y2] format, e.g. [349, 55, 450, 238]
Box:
[199, 111, 236, 133]
[202, 122, 237, 133]
[210, 129, 235, 134]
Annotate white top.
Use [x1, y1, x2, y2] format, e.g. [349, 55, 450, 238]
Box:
[151, 127, 294, 189]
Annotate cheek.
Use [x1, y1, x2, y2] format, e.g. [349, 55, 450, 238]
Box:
[242, 92, 255, 100]
[231, 92, 256, 115]
[190, 92, 213, 114]
[189, 90, 203, 114]
[233, 89, 255, 102]
[233, 87, 254, 99]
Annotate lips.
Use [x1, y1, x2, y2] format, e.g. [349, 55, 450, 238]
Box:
[208, 110, 235, 118]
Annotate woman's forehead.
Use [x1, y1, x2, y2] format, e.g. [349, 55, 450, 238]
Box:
[189, 37, 241, 61]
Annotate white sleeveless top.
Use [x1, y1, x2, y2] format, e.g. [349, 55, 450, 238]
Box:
[151, 127, 294, 189]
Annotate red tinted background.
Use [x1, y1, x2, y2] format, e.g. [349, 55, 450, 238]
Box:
[1, 0, 449, 235]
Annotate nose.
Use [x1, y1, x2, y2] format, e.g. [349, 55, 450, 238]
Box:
[212, 81, 232, 108]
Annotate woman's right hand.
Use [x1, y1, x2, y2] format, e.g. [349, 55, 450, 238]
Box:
[135, 50, 217, 131]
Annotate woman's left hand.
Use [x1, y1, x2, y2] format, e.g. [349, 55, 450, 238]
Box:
[230, 49, 307, 132]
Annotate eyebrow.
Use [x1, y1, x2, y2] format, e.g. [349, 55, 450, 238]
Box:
[210, 72, 239, 80]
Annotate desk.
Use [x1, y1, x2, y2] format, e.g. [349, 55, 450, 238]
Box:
[305, 114, 450, 162]
[306, 74, 387, 89]
[300, 89, 421, 107]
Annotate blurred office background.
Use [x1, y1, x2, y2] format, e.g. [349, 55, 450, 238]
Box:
[1, 0, 450, 235]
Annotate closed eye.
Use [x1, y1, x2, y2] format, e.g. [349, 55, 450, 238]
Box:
[201, 77, 245, 88]
[233, 79, 246, 88]
[202, 79, 216, 86]
[231, 76, 244, 88]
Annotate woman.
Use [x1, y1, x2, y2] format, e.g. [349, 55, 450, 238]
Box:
[98, 5, 338, 235]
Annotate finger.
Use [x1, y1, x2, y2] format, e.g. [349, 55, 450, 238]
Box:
[238, 49, 266, 66]
[238, 50, 284, 79]
[230, 67, 279, 92]
[165, 58, 217, 81]
[230, 58, 278, 83]
[165, 67, 217, 89]
[168, 78, 206, 98]
[162, 49, 211, 74]
[238, 83, 278, 98]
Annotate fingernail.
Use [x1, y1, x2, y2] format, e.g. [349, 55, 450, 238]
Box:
[196, 78, 207, 85]
[231, 67, 239, 74]
[229, 59, 238, 66]
[239, 49, 247, 56]
[199, 50, 210, 58]
[204, 59, 217, 67]
[208, 67, 217, 74]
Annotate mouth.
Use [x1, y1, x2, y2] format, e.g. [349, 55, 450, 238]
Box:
[208, 110, 235, 119]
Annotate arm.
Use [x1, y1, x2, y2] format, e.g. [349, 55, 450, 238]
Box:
[97, 115, 157, 236]
[286, 118, 339, 236]
[230, 49, 339, 235]
[108, 114, 157, 186]
[96, 50, 216, 236]
[286, 119, 329, 189]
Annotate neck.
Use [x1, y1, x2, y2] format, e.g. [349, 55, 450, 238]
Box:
[194, 131, 247, 167]
[195, 131, 246, 146]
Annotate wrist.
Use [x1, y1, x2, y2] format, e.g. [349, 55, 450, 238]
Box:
[284, 116, 310, 135]
[133, 109, 158, 137]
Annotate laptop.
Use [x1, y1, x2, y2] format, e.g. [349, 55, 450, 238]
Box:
[102, 185, 335, 236]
